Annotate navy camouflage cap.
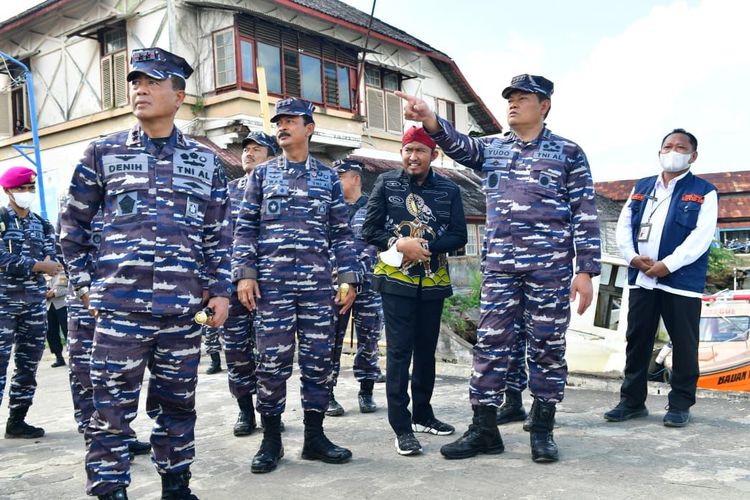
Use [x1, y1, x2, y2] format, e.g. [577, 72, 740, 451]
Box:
[127, 47, 194, 82]
[241, 131, 279, 156]
[501, 74, 554, 99]
[271, 97, 315, 123]
[333, 158, 364, 175]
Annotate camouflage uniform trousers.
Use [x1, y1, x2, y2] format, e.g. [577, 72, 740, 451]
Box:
[331, 289, 382, 384]
[85, 310, 201, 496]
[67, 303, 146, 448]
[66, 302, 96, 433]
[254, 288, 335, 415]
[202, 325, 222, 356]
[470, 265, 572, 406]
[0, 298, 47, 409]
[222, 295, 257, 398]
[506, 297, 529, 394]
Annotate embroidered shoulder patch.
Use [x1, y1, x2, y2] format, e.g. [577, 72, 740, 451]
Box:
[631, 193, 646, 201]
[681, 194, 705, 203]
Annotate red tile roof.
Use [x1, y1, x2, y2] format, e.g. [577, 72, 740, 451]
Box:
[595, 170, 750, 201]
[595, 170, 750, 225]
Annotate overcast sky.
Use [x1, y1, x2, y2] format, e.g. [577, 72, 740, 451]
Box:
[4, 0, 749, 182]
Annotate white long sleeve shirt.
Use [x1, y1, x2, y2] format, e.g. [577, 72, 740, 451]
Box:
[616, 170, 718, 298]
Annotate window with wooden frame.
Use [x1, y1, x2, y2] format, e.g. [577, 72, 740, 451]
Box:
[465, 223, 479, 256]
[99, 25, 128, 110]
[213, 28, 237, 89]
[436, 98, 456, 128]
[0, 61, 32, 137]
[365, 64, 403, 133]
[233, 14, 358, 111]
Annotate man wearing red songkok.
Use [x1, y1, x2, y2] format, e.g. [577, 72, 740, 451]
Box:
[362, 127, 467, 456]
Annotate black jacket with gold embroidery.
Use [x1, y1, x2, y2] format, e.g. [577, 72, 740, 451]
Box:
[362, 168, 467, 299]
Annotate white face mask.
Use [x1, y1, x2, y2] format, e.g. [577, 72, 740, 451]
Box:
[11, 191, 35, 210]
[659, 151, 692, 172]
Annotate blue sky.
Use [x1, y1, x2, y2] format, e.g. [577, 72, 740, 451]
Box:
[4, 0, 748, 182]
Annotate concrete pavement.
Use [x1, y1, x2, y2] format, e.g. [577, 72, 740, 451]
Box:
[1, 350, 749, 499]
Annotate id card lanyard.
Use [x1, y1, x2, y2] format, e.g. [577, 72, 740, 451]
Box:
[638, 187, 669, 242]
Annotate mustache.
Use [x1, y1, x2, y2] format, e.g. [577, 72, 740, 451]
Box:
[278, 132, 291, 139]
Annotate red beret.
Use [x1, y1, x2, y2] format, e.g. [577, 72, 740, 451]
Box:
[402, 126, 436, 150]
[0, 166, 36, 189]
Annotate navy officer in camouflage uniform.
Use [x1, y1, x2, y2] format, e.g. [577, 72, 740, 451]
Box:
[1, 166, 61, 439]
[217, 131, 279, 436]
[60, 47, 232, 499]
[327, 158, 383, 416]
[233, 97, 359, 473]
[397, 74, 601, 463]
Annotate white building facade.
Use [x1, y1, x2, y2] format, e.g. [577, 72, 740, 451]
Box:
[0, 0, 501, 226]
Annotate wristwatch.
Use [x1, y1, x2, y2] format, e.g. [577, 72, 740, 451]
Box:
[75, 286, 90, 299]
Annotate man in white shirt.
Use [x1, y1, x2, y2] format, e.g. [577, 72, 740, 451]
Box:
[605, 128, 717, 428]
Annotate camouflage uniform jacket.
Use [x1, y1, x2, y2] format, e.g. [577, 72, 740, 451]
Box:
[227, 175, 249, 228]
[430, 118, 601, 275]
[348, 195, 378, 292]
[60, 125, 233, 316]
[0, 207, 56, 301]
[232, 155, 359, 290]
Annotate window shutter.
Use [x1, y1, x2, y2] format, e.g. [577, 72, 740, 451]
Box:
[113, 51, 128, 107]
[101, 55, 113, 109]
[436, 98, 447, 118]
[366, 87, 385, 130]
[324, 62, 338, 106]
[0, 76, 11, 137]
[385, 91, 402, 133]
[283, 49, 300, 97]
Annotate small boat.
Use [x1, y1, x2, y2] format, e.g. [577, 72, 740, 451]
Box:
[660, 291, 750, 392]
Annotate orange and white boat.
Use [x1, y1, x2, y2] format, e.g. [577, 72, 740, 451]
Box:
[663, 291, 750, 392]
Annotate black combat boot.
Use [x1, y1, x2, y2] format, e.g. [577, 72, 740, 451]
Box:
[301, 410, 352, 463]
[5, 406, 45, 439]
[251, 415, 284, 473]
[128, 438, 152, 456]
[358, 379, 377, 413]
[97, 486, 128, 500]
[529, 399, 559, 463]
[440, 406, 504, 459]
[205, 352, 222, 374]
[160, 469, 198, 499]
[325, 391, 344, 416]
[496, 389, 527, 425]
[233, 394, 257, 436]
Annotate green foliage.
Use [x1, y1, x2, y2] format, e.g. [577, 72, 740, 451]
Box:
[191, 96, 205, 116]
[442, 270, 482, 343]
[706, 242, 740, 292]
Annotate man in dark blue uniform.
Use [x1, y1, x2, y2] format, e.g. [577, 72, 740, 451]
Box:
[221, 131, 279, 436]
[397, 74, 601, 463]
[327, 158, 383, 416]
[233, 98, 359, 473]
[1, 166, 61, 439]
[61, 48, 232, 499]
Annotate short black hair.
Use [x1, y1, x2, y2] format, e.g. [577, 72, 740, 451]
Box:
[533, 94, 551, 119]
[303, 114, 314, 126]
[661, 128, 698, 151]
[170, 75, 186, 91]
